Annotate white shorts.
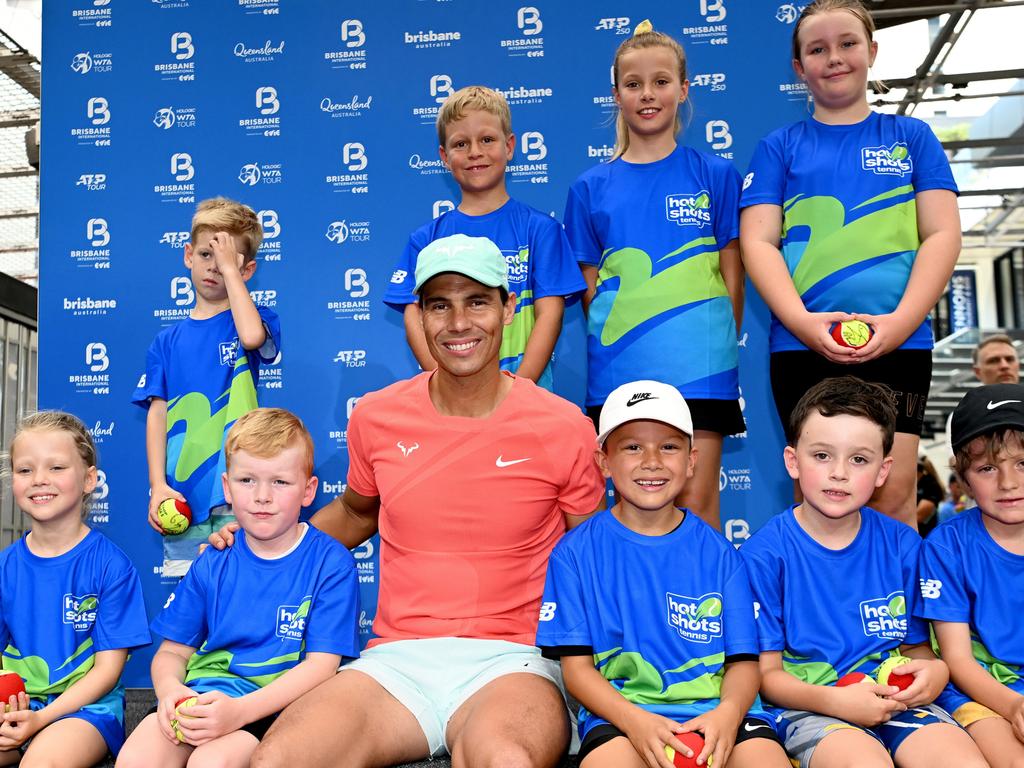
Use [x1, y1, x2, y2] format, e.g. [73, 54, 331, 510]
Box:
[343, 637, 569, 758]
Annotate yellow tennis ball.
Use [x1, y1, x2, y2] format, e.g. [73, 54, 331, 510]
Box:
[830, 320, 873, 349]
[158, 498, 192, 535]
[171, 695, 198, 743]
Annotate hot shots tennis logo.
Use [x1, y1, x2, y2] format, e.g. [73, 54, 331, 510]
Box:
[64, 594, 99, 631]
[860, 591, 907, 640]
[667, 592, 723, 643]
[861, 143, 912, 177]
[276, 598, 310, 640]
[665, 191, 712, 227]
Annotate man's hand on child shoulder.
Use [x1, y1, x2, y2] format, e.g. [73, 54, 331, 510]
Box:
[209, 231, 244, 274]
[199, 521, 241, 555]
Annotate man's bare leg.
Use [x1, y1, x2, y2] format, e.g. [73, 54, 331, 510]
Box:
[251, 670, 429, 768]
[446, 673, 570, 768]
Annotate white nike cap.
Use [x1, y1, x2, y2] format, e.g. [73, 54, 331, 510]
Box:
[597, 380, 693, 447]
[951, 383, 1024, 452]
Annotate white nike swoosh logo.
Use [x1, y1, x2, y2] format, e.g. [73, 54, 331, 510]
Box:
[496, 456, 531, 468]
[987, 400, 1022, 410]
[743, 722, 769, 732]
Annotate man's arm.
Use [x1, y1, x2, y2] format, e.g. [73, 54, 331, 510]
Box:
[310, 487, 381, 549]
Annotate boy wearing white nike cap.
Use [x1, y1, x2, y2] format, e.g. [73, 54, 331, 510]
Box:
[918, 383, 1024, 766]
[536, 380, 787, 768]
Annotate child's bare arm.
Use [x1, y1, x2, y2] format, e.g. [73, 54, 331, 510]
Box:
[759, 651, 905, 727]
[561, 654, 689, 768]
[145, 397, 185, 533]
[209, 231, 266, 350]
[678, 659, 757, 768]
[151, 640, 199, 742]
[175, 652, 340, 746]
[934, 621, 1024, 725]
[402, 303, 437, 371]
[516, 296, 564, 382]
[581, 265, 598, 315]
[720, 239, 744, 332]
[891, 641, 950, 707]
[0, 649, 128, 746]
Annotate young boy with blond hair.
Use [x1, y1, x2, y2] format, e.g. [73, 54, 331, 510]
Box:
[384, 85, 584, 390]
[919, 383, 1024, 768]
[116, 408, 360, 768]
[742, 376, 986, 768]
[133, 197, 282, 577]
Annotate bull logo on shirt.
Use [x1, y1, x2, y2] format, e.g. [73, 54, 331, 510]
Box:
[666, 592, 723, 643]
[63, 594, 99, 632]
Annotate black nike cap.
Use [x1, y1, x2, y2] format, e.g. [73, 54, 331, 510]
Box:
[950, 383, 1024, 452]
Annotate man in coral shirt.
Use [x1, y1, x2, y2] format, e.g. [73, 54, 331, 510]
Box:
[250, 234, 605, 768]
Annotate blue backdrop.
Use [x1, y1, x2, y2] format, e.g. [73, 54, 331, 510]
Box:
[42, 0, 806, 686]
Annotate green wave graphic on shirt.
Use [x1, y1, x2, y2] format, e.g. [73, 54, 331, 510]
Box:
[782, 648, 893, 686]
[4, 638, 94, 697]
[166, 357, 257, 482]
[594, 648, 723, 705]
[596, 237, 724, 346]
[500, 289, 534, 366]
[971, 635, 1021, 686]
[783, 186, 918, 295]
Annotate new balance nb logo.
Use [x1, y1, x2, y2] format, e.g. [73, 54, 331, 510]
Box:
[919, 578, 942, 599]
[627, 393, 657, 407]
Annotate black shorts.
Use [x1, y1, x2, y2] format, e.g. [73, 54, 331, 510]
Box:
[769, 349, 933, 439]
[588, 398, 745, 438]
[146, 705, 278, 741]
[577, 716, 782, 764]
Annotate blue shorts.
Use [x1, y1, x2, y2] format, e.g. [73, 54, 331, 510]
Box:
[779, 704, 957, 767]
[31, 686, 125, 756]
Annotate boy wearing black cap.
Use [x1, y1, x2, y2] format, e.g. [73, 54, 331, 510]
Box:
[918, 383, 1024, 767]
[536, 381, 787, 768]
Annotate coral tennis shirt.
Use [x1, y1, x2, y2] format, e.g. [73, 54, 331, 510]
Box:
[346, 371, 605, 647]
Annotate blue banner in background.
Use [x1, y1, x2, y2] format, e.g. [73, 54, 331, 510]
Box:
[41, 0, 804, 685]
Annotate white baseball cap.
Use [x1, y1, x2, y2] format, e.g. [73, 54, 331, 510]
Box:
[597, 380, 693, 446]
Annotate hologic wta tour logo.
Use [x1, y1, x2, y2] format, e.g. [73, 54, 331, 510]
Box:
[666, 592, 724, 643]
[860, 591, 908, 640]
[153, 106, 197, 130]
[665, 191, 712, 227]
[861, 143, 913, 177]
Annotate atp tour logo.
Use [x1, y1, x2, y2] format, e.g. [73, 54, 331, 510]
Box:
[160, 231, 190, 249]
[153, 153, 196, 205]
[499, 7, 543, 57]
[153, 276, 193, 323]
[334, 350, 367, 367]
[76, 173, 107, 191]
[258, 209, 282, 262]
[595, 16, 630, 34]
[238, 162, 282, 186]
[240, 87, 281, 137]
[153, 106, 197, 130]
[684, 0, 729, 45]
[233, 39, 285, 64]
[155, 32, 195, 80]
[70, 218, 111, 269]
[666, 592, 723, 643]
[860, 592, 908, 640]
[63, 594, 99, 632]
[861, 144, 913, 177]
[692, 73, 726, 92]
[324, 19, 368, 70]
[276, 598, 311, 641]
[71, 1, 112, 28]
[319, 95, 373, 120]
[665, 191, 712, 227]
[509, 132, 549, 184]
[72, 98, 111, 147]
[249, 290, 277, 307]
[328, 267, 372, 320]
[325, 145, 369, 193]
[705, 120, 733, 157]
[69, 342, 111, 396]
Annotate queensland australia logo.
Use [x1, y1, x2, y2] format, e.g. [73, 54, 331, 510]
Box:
[88, 420, 115, 444]
[234, 38, 285, 64]
[667, 592, 723, 643]
[325, 144, 368, 193]
[404, 27, 461, 49]
[861, 143, 913, 177]
[239, 161, 283, 186]
[325, 19, 367, 70]
[155, 32, 195, 80]
[71, 2, 112, 27]
[153, 106, 197, 130]
[500, 7, 543, 57]
[321, 94, 373, 120]
[409, 150, 447, 177]
[665, 191, 712, 227]
[63, 594, 99, 631]
[240, 86, 281, 137]
[71, 51, 113, 74]
[72, 97, 111, 147]
[860, 591, 908, 640]
[276, 598, 311, 641]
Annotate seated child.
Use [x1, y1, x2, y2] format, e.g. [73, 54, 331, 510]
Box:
[537, 381, 789, 768]
[919, 383, 1024, 768]
[0, 411, 150, 766]
[117, 408, 360, 768]
[742, 376, 986, 768]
